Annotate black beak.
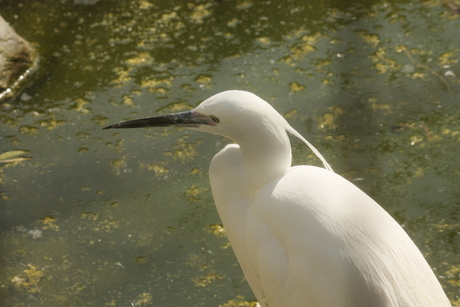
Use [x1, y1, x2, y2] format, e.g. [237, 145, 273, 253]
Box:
[103, 110, 214, 130]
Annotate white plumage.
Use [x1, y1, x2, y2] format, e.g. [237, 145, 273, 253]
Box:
[104, 90, 451, 307]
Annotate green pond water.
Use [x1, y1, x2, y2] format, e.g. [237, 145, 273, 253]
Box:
[0, 0, 459, 306]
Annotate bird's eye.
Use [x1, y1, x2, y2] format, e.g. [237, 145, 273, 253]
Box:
[210, 115, 220, 124]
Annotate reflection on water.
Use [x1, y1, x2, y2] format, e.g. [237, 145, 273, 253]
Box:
[0, 0, 459, 306]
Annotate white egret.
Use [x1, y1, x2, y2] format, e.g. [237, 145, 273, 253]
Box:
[104, 90, 451, 307]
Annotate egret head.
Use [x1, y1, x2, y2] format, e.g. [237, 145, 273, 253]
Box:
[194, 90, 289, 140]
[103, 90, 287, 143]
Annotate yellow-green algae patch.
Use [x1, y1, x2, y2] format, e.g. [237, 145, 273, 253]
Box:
[219, 295, 259, 307]
[133, 292, 153, 306]
[370, 47, 400, 75]
[164, 136, 201, 162]
[11, 264, 44, 294]
[206, 223, 226, 238]
[40, 215, 59, 230]
[183, 184, 207, 202]
[189, 3, 213, 23]
[156, 101, 194, 113]
[140, 162, 170, 176]
[316, 106, 345, 130]
[289, 82, 306, 92]
[193, 269, 224, 287]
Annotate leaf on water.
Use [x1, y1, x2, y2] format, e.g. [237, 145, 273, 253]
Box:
[0, 150, 31, 163]
[0, 157, 32, 163]
[0, 150, 28, 160]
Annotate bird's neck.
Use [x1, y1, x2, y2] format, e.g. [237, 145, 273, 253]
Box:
[208, 128, 292, 249]
[237, 128, 292, 191]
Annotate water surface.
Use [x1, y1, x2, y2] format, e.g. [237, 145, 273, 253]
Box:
[0, 0, 459, 306]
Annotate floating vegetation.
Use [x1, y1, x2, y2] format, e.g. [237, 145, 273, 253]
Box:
[0, 150, 31, 163]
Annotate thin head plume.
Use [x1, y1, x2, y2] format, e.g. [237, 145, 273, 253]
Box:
[285, 125, 334, 172]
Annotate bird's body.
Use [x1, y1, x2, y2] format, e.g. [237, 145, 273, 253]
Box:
[104, 90, 452, 307]
[211, 161, 449, 306]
